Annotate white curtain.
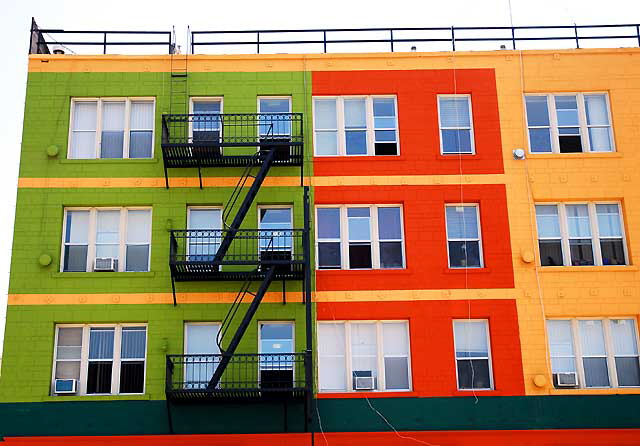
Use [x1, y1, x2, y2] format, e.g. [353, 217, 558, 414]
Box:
[344, 99, 366, 128]
[121, 327, 146, 359]
[566, 204, 592, 238]
[126, 210, 151, 244]
[439, 97, 470, 128]
[89, 328, 115, 360]
[66, 211, 90, 244]
[596, 204, 622, 237]
[536, 205, 561, 238]
[454, 321, 488, 357]
[130, 102, 154, 130]
[318, 323, 346, 391]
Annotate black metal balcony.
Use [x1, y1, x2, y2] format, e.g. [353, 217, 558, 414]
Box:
[169, 228, 305, 282]
[166, 352, 310, 401]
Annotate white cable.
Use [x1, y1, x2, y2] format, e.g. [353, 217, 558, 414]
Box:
[365, 396, 440, 446]
[315, 402, 329, 446]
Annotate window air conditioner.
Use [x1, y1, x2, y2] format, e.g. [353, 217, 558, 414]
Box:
[554, 372, 578, 387]
[54, 378, 77, 394]
[353, 370, 375, 390]
[94, 257, 117, 272]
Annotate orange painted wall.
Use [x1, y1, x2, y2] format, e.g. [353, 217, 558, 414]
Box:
[312, 69, 504, 177]
[315, 184, 514, 291]
[5, 430, 640, 446]
[317, 299, 525, 397]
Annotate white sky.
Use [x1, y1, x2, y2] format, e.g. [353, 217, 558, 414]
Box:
[0, 0, 638, 361]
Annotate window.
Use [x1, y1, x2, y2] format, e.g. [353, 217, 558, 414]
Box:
[547, 319, 640, 389]
[453, 320, 493, 390]
[184, 323, 220, 389]
[438, 95, 475, 154]
[187, 207, 222, 262]
[316, 205, 405, 270]
[258, 207, 293, 266]
[313, 96, 399, 156]
[53, 324, 146, 395]
[525, 93, 614, 153]
[69, 98, 154, 159]
[445, 205, 483, 268]
[535, 203, 627, 267]
[258, 97, 292, 139]
[190, 98, 222, 147]
[318, 321, 411, 392]
[62, 208, 152, 272]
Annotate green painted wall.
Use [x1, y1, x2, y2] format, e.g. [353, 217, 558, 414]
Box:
[0, 303, 311, 403]
[0, 395, 639, 437]
[20, 71, 313, 179]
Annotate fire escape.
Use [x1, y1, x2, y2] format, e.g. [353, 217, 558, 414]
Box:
[160, 46, 312, 432]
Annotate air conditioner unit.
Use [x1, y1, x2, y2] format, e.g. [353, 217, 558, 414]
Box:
[554, 372, 578, 387]
[54, 378, 77, 394]
[94, 257, 117, 272]
[353, 371, 375, 391]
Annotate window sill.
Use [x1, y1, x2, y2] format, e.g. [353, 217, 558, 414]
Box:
[317, 391, 416, 399]
[52, 271, 156, 278]
[538, 265, 638, 273]
[43, 393, 151, 402]
[443, 267, 491, 274]
[59, 158, 159, 165]
[527, 152, 622, 159]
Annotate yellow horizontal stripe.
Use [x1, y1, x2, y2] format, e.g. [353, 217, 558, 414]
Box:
[17, 174, 504, 189]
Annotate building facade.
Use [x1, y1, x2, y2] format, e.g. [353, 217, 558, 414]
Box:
[1, 24, 640, 445]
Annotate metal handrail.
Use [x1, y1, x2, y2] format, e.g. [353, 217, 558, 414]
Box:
[191, 23, 640, 54]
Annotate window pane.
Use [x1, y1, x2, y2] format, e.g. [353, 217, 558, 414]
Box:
[261, 323, 293, 340]
[448, 241, 481, 268]
[101, 132, 124, 158]
[89, 328, 115, 360]
[566, 205, 591, 237]
[315, 131, 338, 155]
[344, 99, 366, 128]
[259, 98, 290, 113]
[127, 210, 152, 244]
[446, 206, 479, 239]
[317, 208, 340, 239]
[615, 357, 640, 387]
[525, 96, 550, 127]
[373, 98, 395, 117]
[351, 323, 377, 357]
[320, 357, 347, 391]
[73, 102, 97, 130]
[583, 357, 610, 387]
[441, 129, 472, 153]
[55, 361, 81, 380]
[384, 357, 409, 390]
[378, 207, 402, 240]
[539, 240, 564, 266]
[535, 205, 561, 238]
[374, 130, 396, 142]
[125, 245, 149, 272]
[588, 127, 612, 152]
[382, 323, 409, 356]
[600, 239, 626, 265]
[611, 320, 638, 356]
[579, 320, 606, 356]
[349, 243, 372, 268]
[584, 94, 610, 126]
[345, 131, 367, 155]
[129, 131, 153, 158]
[260, 208, 292, 228]
[56, 327, 83, 360]
[555, 95, 579, 126]
[97, 211, 120, 244]
[101, 102, 125, 159]
[87, 362, 113, 394]
[96, 244, 119, 259]
[374, 142, 398, 156]
[380, 242, 403, 268]
[193, 101, 221, 115]
[374, 117, 396, 129]
[457, 359, 491, 389]
[318, 242, 341, 269]
[348, 208, 370, 240]
[314, 99, 337, 129]
[70, 132, 96, 159]
[454, 321, 488, 358]
[547, 320, 574, 357]
[189, 209, 221, 230]
[439, 97, 471, 127]
[120, 362, 145, 393]
[185, 324, 220, 355]
[121, 327, 146, 359]
[558, 134, 583, 153]
[596, 204, 622, 237]
[66, 211, 90, 244]
[130, 101, 154, 129]
[63, 245, 88, 272]
[529, 128, 552, 152]
[318, 323, 345, 356]
[569, 239, 594, 266]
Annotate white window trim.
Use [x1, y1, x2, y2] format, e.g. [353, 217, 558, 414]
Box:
[535, 202, 628, 267]
[524, 92, 615, 154]
[437, 94, 476, 155]
[444, 204, 484, 269]
[317, 320, 412, 393]
[52, 324, 147, 396]
[315, 204, 406, 270]
[547, 318, 640, 389]
[60, 207, 152, 273]
[68, 97, 156, 159]
[452, 319, 494, 391]
[312, 95, 400, 157]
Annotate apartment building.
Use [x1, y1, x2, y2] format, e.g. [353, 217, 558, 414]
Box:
[0, 21, 639, 445]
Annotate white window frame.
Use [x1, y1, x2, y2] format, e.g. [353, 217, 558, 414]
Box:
[60, 207, 152, 273]
[524, 93, 615, 154]
[547, 318, 640, 389]
[452, 319, 494, 391]
[535, 202, 628, 267]
[312, 96, 400, 156]
[317, 320, 412, 393]
[315, 205, 406, 270]
[68, 97, 155, 159]
[437, 94, 476, 155]
[444, 204, 484, 269]
[51, 324, 147, 396]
